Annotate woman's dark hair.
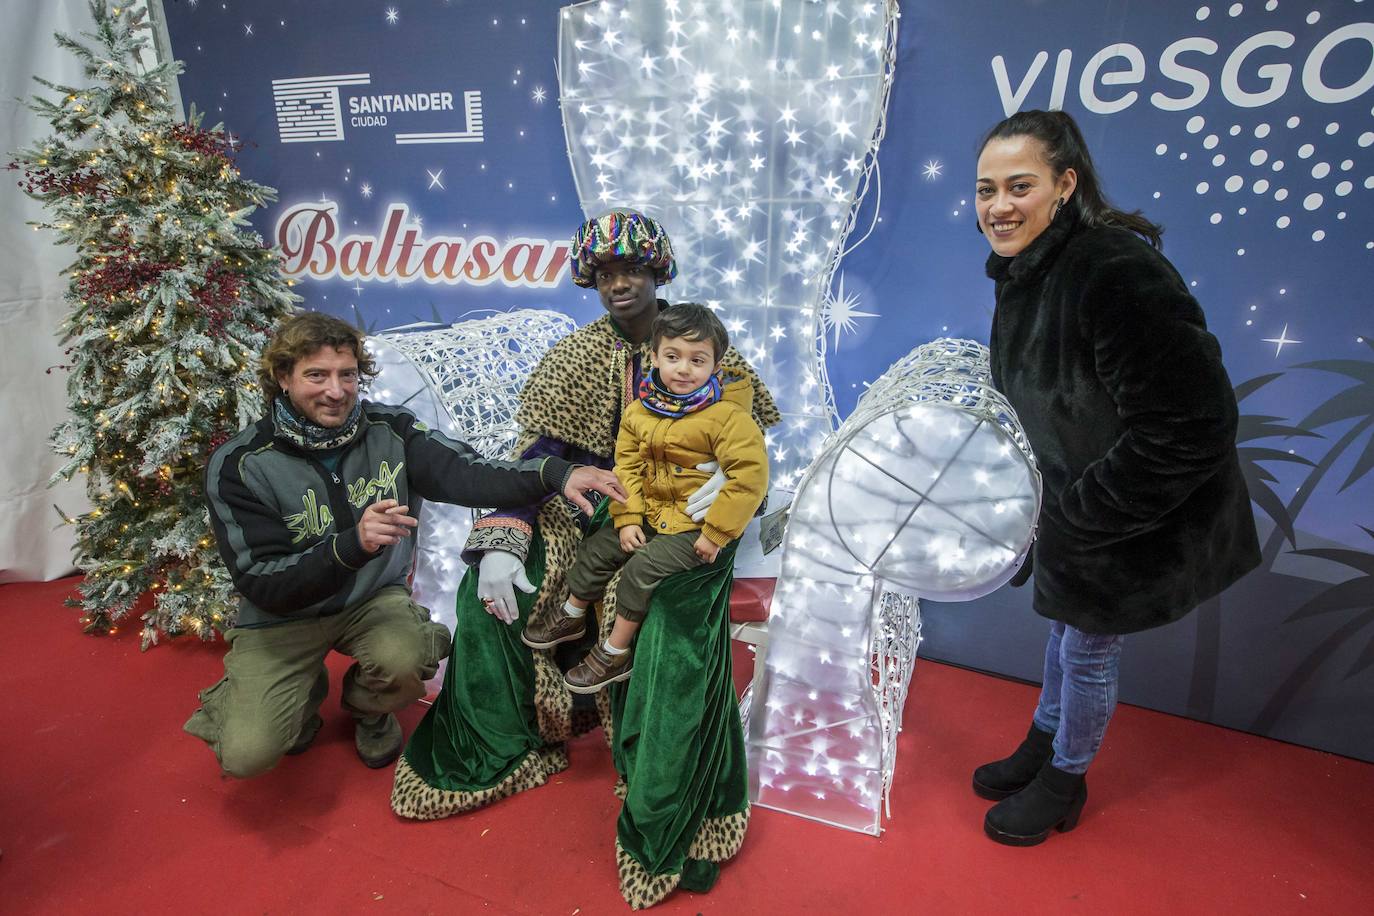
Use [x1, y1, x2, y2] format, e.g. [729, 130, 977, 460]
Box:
[980, 109, 1163, 249]
[651, 302, 729, 362]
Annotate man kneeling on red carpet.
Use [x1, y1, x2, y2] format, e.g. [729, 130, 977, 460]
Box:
[185, 311, 625, 778]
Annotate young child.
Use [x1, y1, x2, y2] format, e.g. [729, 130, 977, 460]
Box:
[520, 303, 768, 692]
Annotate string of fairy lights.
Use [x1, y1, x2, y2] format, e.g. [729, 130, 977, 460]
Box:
[749, 338, 1042, 834]
[10, 3, 296, 644]
[558, 0, 900, 494]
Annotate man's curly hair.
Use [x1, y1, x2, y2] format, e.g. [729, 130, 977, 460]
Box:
[258, 311, 378, 402]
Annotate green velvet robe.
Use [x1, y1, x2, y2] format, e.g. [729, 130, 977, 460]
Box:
[392, 313, 774, 908]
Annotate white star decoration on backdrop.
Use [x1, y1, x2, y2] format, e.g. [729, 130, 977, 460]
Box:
[1262, 323, 1302, 357]
[922, 160, 942, 180]
[427, 169, 445, 191]
[385, 7, 399, 26]
[822, 274, 878, 349]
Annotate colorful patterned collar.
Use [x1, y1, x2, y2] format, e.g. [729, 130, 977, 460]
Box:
[638, 369, 723, 418]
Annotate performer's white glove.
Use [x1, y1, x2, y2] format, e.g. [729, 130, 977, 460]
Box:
[685, 461, 727, 522]
[477, 549, 535, 625]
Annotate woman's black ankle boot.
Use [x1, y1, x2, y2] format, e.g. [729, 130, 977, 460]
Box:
[971, 723, 1055, 800]
[983, 761, 1087, 847]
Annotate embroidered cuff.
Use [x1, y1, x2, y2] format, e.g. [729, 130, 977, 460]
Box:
[462, 516, 534, 565]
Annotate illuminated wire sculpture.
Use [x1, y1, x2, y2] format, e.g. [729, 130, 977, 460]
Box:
[369, 309, 577, 629]
[558, 0, 901, 495]
[747, 339, 1042, 834]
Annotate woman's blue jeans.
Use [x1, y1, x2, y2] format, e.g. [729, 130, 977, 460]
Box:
[1031, 620, 1126, 774]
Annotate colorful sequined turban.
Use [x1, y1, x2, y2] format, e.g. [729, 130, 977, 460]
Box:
[569, 210, 677, 288]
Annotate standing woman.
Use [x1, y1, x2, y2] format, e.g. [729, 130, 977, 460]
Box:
[973, 110, 1259, 846]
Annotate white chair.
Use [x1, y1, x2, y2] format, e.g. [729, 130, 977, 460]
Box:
[369, 309, 577, 632]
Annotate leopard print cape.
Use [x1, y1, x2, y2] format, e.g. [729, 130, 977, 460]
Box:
[515, 310, 781, 458]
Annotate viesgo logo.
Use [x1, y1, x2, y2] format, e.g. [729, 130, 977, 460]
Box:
[991, 21, 1374, 115]
[271, 72, 484, 145]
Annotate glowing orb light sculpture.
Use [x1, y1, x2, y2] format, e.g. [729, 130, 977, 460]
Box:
[747, 339, 1042, 834]
[369, 309, 576, 630]
[558, 0, 900, 495]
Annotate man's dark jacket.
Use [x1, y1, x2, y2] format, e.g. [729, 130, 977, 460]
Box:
[206, 400, 572, 627]
[987, 213, 1260, 634]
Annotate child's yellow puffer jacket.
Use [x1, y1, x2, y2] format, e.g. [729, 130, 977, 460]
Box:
[610, 378, 768, 546]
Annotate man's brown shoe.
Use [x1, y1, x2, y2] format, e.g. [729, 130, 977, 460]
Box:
[521, 610, 586, 649]
[563, 643, 633, 694]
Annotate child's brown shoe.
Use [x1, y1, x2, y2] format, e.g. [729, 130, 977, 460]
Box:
[563, 643, 633, 693]
[521, 610, 586, 649]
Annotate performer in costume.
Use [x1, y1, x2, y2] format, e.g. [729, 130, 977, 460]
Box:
[391, 211, 780, 908]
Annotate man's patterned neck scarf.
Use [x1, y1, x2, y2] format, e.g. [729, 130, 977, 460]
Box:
[273, 396, 364, 451]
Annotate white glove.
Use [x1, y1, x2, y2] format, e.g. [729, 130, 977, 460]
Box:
[685, 460, 727, 522]
[476, 549, 536, 625]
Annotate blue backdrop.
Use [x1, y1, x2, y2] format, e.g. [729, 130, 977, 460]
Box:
[164, 0, 1374, 761]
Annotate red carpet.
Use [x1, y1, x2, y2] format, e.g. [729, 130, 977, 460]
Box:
[3, 576, 1371, 914]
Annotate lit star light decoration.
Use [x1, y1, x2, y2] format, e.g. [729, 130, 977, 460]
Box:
[368, 311, 576, 632]
[747, 339, 1041, 834]
[558, 0, 900, 496]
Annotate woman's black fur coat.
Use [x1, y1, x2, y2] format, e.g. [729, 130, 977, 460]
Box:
[987, 211, 1260, 635]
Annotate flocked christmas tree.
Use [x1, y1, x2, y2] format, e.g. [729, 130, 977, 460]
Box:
[8, 1, 297, 648]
